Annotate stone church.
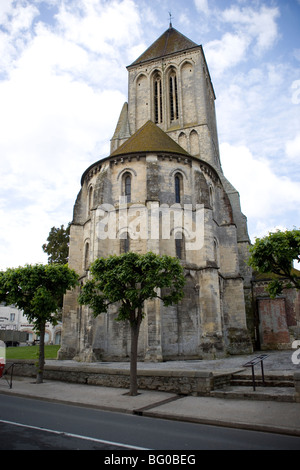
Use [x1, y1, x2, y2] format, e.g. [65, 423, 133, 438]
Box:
[58, 25, 254, 362]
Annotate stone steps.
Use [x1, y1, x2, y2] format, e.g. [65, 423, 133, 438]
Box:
[211, 371, 296, 402]
[230, 372, 294, 388]
[211, 385, 295, 402]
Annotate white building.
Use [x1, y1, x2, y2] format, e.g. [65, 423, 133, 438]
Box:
[0, 303, 62, 345]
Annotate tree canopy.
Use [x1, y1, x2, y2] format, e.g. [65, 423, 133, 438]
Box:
[78, 251, 186, 395]
[0, 264, 79, 382]
[42, 224, 70, 265]
[248, 228, 300, 297]
[79, 252, 185, 321]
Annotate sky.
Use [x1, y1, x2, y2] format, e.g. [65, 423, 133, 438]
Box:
[0, 0, 299, 270]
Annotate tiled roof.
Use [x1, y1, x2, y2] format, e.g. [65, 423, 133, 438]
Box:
[110, 120, 190, 157]
[129, 27, 198, 67]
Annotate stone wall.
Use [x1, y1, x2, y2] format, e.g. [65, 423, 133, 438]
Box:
[7, 360, 215, 396]
[126, 46, 220, 170]
[252, 280, 300, 350]
[59, 148, 253, 362]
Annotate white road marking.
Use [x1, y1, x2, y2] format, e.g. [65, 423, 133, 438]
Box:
[0, 419, 149, 450]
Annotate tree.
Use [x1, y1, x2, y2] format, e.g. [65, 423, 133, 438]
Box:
[42, 224, 71, 314]
[42, 224, 70, 265]
[0, 264, 78, 383]
[248, 229, 300, 297]
[78, 252, 186, 396]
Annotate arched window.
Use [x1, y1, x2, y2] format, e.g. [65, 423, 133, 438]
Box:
[123, 172, 132, 203]
[120, 232, 130, 253]
[169, 69, 178, 122]
[178, 132, 187, 151]
[154, 72, 163, 124]
[209, 185, 214, 208]
[214, 239, 219, 266]
[88, 186, 93, 215]
[84, 242, 90, 270]
[136, 74, 148, 130]
[190, 130, 200, 156]
[182, 62, 196, 125]
[175, 175, 180, 203]
[175, 232, 186, 260]
[174, 173, 183, 203]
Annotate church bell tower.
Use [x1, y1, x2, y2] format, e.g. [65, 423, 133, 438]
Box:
[111, 25, 221, 171]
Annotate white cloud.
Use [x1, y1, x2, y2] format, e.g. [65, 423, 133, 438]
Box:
[55, 0, 141, 57]
[0, 0, 13, 21]
[220, 143, 300, 240]
[0, 0, 143, 270]
[194, 0, 210, 15]
[0, 36, 124, 174]
[0, 0, 298, 270]
[9, 3, 39, 35]
[204, 4, 280, 77]
[205, 32, 250, 76]
[0, 1, 39, 74]
[222, 4, 280, 54]
[292, 80, 300, 105]
[214, 59, 299, 169]
[0, 1, 39, 33]
[285, 134, 300, 161]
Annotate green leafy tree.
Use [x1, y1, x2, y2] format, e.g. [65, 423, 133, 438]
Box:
[42, 224, 71, 314]
[248, 229, 300, 297]
[78, 252, 186, 396]
[0, 264, 78, 383]
[42, 224, 70, 265]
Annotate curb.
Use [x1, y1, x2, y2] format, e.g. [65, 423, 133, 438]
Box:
[2, 388, 300, 438]
[140, 409, 300, 437]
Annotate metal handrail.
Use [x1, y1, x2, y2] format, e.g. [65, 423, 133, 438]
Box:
[243, 354, 269, 391]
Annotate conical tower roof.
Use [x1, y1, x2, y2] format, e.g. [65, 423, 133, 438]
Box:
[110, 120, 189, 157]
[129, 27, 198, 67]
[111, 102, 130, 141]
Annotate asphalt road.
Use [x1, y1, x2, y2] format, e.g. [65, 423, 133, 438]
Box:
[0, 395, 300, 451]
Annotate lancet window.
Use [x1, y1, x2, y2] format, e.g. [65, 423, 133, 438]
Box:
[84, 242, 90, 271]
[175, 233, 186, 260]
[123, 172, 132, 203]
[120, 232, 130, 253]
[154, 72, 163, 124]
[169, 69, 179, 122]
[174, 173, 183, 203]
[88, 185, 93, 215]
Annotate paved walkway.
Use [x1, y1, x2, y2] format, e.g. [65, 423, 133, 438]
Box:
[1, 350, 300, 437]
[45, 349, 300, 372]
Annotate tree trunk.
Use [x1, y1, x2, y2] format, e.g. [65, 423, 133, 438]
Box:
[129, 318, 141, 396]
[36, 321, 45, 384]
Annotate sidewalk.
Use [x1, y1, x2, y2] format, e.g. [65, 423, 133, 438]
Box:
[1, 351, 300, 437]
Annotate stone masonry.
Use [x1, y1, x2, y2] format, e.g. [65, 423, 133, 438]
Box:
[58, 26, 253, 362]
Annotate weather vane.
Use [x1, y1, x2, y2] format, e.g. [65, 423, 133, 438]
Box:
[169, 11, 173, 28]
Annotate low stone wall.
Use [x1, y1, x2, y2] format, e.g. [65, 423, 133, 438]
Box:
[6, 360, 215, 396]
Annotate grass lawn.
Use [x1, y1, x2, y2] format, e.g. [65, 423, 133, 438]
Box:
[5, 344, 60, 360]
